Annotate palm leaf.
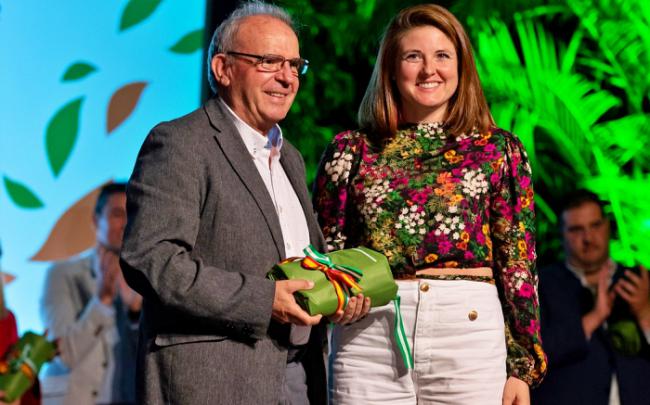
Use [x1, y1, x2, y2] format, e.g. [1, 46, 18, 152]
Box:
[584, 174, 650, 265]
[567, 0, 650, 112]
[592, 114, 650, 168]
[475, 16, 620, 180]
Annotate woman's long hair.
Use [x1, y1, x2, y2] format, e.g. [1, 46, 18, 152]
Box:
[358, 4, 494, 144]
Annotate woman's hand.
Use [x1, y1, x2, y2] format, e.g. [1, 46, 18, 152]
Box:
[328, 294, 371, 324]
[502, 376, 530, 405]
[0, 390, 21, 405]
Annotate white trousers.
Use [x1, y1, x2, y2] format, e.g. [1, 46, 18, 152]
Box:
[329, 279, 507, 405]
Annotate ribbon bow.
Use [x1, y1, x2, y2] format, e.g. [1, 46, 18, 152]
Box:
[301, 245, 363, 313]
[296, 246, 414, 370]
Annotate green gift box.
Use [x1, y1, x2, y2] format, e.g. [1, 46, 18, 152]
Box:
[0, 331, 57, 403]
[268, 246, 398, 316]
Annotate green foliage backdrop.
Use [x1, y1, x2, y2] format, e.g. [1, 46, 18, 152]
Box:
[276, 0, 650, 267]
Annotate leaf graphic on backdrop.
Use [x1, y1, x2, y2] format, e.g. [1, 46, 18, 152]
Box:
[3, 176, 44, 209]
[170, 28, 204, 54]
[119, 0, 162, 32]
[106, 82, 147, 134]
[62, 62, 97, 82]
[1, 272, 16, 285]
[46, 97, 83, 177]
[31, 183, 108, 262]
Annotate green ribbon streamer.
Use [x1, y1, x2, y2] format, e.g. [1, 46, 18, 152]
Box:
[393, 296, 414, 369]
[304, 245, 413, 369]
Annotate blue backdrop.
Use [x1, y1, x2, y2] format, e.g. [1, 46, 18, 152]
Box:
[0, 0, 206, 334]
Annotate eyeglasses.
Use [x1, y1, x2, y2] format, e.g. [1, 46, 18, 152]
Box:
[226, 51, 309, 76]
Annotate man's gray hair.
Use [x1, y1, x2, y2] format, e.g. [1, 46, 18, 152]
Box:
[206, 1, 297, 94]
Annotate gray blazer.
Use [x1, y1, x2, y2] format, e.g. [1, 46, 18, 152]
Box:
[120, 97, 327, 405]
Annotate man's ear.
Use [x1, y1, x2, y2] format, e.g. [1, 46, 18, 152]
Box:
[211, 54, 231, 87]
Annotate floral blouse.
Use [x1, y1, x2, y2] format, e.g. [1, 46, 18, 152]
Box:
[313, 122, 547, 386]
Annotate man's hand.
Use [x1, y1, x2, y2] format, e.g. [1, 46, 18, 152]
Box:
[95, 245, 121, 306]
[502, 376, 530, 405]
[614, 266, 650, 329]
[582, 266, 615, 339]
[328, 294, 371, 324]
[272, 280, 322, 326]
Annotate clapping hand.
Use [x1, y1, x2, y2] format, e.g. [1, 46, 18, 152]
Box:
[96, 243, 142, 312]
[614, 266, 650, 329]
[582, 266, 616, 339]
[96, 244, 121, 306]
[594, 266, 616, 320]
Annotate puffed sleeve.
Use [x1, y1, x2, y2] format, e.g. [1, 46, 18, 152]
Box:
[312, 130, 363, 252]
[489, 130, 547, 386]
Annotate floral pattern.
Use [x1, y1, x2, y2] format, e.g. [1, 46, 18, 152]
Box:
[313, 122, 547, 386]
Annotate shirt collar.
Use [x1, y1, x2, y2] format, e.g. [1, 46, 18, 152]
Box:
[218, 97, 284, 157]
[565, 258, 616, 289]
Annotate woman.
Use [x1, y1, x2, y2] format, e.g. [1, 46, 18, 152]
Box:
[313, 4, 546, 404]
[0, 274, 20, 405]
[0, 245, 40, 405]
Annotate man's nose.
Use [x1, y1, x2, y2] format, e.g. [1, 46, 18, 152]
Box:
[582, 229, 595, 244]
[275, 61, 297, 83]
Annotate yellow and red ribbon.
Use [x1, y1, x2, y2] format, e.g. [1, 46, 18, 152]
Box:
[297, 245, 414, 370]
[301, 245, 363, 313]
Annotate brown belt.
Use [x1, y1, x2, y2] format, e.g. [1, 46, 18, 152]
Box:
[413, 266, 493, 278]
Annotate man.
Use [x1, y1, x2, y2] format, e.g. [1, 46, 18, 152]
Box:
[119, 3, 368, 404]
[532, 190, 650, 405]
[40, 183, 140, 405]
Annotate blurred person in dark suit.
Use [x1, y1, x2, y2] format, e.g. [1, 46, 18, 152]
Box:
[533, 189, 650, 405]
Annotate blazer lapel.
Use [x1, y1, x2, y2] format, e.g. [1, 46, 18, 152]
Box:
[203, 98, 286, 258]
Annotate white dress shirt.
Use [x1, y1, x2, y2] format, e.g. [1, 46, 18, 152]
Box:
[219, 99, 312, 344]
